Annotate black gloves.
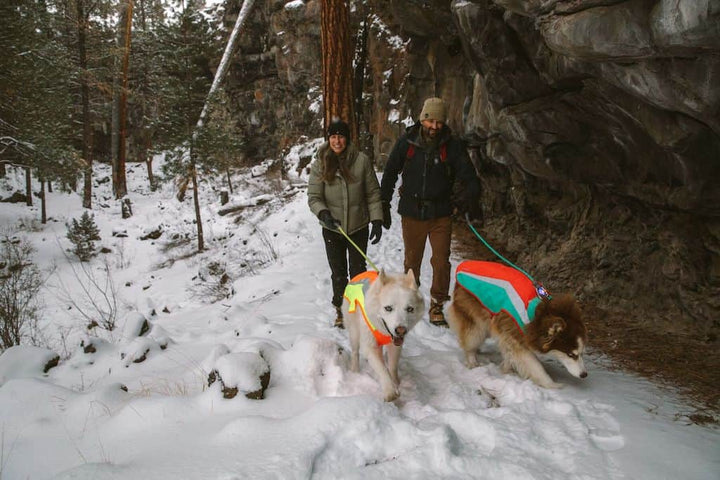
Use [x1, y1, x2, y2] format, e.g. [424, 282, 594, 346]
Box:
[369, 220, 382, 244]
[382, 202, 392, 230]
[318, 209, 340, 230]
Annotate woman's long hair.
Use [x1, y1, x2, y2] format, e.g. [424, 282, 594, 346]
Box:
[321, 145, 355, 183]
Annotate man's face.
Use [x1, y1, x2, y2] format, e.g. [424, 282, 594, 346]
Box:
[421, 119, 444, 139]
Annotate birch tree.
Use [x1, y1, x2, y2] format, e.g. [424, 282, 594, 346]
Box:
[173, 0, 256, 252]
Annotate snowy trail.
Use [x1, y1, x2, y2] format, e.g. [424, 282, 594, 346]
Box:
[227, 196, 626, 479]
[0, 164, 718, 479]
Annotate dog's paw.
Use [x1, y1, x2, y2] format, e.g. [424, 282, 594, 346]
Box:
[540, 380, 564, 389]
[383, 392, 400, 402]
[465, 353, 479, 369]
[383, 388, 400, 402]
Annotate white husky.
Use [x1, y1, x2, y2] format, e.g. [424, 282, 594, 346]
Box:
[343, 269, 424, 401]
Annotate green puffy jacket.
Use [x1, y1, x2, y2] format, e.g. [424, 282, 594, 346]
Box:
[308, 142, 383, 234]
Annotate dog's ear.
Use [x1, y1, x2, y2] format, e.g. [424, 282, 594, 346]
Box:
[378, 269, 388, 284]
[541, 317, 566, 351]
[405, 269, 417, 289]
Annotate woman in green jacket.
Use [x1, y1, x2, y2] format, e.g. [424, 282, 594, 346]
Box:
[308, 120, 384, 328]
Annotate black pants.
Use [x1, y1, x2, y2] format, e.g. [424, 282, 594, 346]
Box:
[322, 226, 369, 307]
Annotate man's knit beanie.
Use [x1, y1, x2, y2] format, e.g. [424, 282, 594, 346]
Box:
[419, 97, 447, 123]
[327, 120, 351, 140]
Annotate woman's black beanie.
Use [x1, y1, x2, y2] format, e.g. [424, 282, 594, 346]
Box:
[327, 120, 350, 140]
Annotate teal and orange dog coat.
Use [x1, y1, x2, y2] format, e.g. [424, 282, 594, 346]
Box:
[455, 260, 549, 332]
[343, 271, 392, 346]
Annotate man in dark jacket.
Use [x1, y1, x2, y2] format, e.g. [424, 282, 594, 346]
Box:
[380, 97, 481, 327]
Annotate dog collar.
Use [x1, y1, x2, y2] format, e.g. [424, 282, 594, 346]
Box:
[344, 271, 393, 346]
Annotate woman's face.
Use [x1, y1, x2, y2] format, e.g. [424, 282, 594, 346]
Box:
[329, 134, 347, 154]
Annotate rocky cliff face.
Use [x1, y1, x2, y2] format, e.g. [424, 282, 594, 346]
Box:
[223, 0, 324, 161]
[227, 0, 719, 338]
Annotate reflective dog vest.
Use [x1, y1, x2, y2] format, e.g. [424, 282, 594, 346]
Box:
[343, 271, 392, 346]
[455, 260, 542, 332]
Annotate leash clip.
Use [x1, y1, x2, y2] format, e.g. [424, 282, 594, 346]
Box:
[535, 283, 551, 300]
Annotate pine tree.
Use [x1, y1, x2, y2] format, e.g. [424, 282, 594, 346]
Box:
[0, 0, 80, 222]
[66, 212, 102, 261]
[129, 0, 168, 191]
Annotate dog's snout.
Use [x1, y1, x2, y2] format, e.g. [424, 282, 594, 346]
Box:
[395, 326, 407, 337]
[580, 371, 588, 379]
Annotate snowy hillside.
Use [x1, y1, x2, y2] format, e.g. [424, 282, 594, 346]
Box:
[0, 150, 718, 480]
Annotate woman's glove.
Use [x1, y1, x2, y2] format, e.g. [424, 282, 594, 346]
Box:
[369, 220, 383, 244]
[318, 209, 340, 230]
[382, 202, 392, 229]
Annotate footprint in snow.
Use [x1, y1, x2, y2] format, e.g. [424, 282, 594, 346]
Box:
[589, 429, 625, 451]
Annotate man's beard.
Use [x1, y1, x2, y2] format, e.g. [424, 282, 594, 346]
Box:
[422, 125, 440, 140]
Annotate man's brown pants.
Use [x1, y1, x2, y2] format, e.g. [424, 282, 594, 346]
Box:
[401, 216, 452, 303]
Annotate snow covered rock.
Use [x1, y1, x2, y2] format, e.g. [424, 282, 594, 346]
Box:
[147, 325, 172, 350]
[121, 312, 150, 341]
[119, 337, 163, 367]
[0, 346, 59, 384]
[208, 352, 271, 400]
[79, 336, 112, 355]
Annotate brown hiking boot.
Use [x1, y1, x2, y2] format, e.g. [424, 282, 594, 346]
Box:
[334, 306, 344, 329]
[429, 300, 448, 327]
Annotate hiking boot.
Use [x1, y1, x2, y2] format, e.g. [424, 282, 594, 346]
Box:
[429, 300, 448, 328]
[334, 306, 344, 329]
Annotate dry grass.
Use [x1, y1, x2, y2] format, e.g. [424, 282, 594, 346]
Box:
[132, 377, 206, 398]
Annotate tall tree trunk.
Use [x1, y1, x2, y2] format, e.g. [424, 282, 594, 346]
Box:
[320, 0, 355, 138]
[77, 0, 93, 209]
[191, 163, 204, 252]
[136, 0, 153, 192]
[111, 44, 119, 195]
[353, 8, 369, 136]
[140, 135, 155, 190]
[40, 179, 47, 224]
[147, 157, 155, 189]
[25, 167, 32, 206]
[115, 0, 133, 199]
[226, 167, 233, 194]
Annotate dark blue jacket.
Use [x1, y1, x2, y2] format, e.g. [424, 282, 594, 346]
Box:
[380, 123, 480, 220]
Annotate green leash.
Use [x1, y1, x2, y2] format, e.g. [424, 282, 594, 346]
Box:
[336, 226, 380, 272]
[464, 214, 550, 299]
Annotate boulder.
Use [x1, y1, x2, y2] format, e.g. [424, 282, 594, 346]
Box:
[208, 352, 271, 400]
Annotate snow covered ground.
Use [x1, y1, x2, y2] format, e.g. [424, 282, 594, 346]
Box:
[0, 151, 718, 479]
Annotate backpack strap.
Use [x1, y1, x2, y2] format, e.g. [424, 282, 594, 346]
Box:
[407, 142, 446, 162]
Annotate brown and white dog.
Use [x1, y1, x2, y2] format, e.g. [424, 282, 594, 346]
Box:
[446, 261, 588, 388]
